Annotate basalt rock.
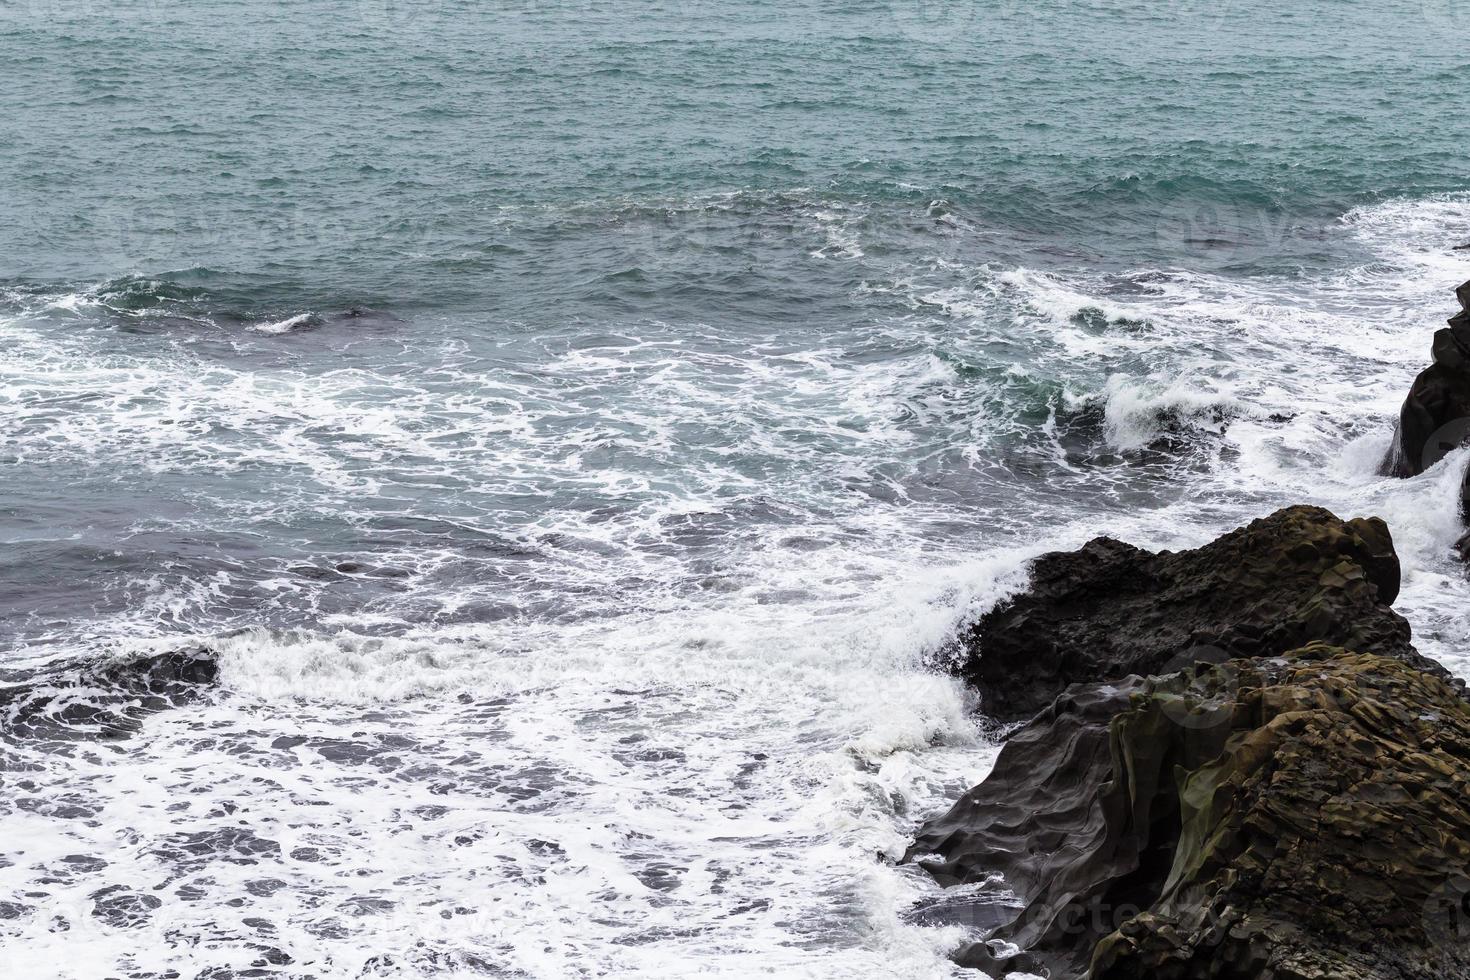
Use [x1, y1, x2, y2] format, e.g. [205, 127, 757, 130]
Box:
[908, 674, 1145, 974]
[909, 645, 1470, 980]
[1381, 279, 1470, 478]
[958, 505, 1437, 722]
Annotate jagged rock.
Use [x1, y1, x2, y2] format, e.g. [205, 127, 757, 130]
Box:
[1380, 280, 1470, 563]
[1382, 280, 1470, 478]
[909, 645, 1470, 980]
[908, 675, 1144, 975]
[957, 505, 1436, 722]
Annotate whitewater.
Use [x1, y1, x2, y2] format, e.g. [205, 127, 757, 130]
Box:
[4, 193, 1470, 978]
[5, 0, 1470, 974]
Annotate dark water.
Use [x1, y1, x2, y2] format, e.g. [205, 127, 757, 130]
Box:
[3, 1, 1470, 976]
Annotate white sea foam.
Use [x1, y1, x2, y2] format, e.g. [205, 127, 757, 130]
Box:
[1094, 373, 1243, 451]
[6, 192, 1470, 977]
[252, 311, 319, 334]
[2, 547, 1026, 978]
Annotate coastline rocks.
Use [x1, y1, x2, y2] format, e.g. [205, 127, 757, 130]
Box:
[910, 645, 1470, 979]
[908, 675, 1145, 973]
[958, 505, 1433, 722]
[1381, 279, 1470, 478]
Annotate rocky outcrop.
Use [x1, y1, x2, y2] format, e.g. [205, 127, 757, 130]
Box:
[957, 505, 1438, 722]
[1376, 279, 1470, 558]
[1381, 280, 1470, 478]
[910, 645, 1470, 980]
[912, 282, 1470, 976]
[909, 674, 1143, 973]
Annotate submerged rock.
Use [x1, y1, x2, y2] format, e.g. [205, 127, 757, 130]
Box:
[957, 505, 1435, 722]
[910, 645, 1470, 980]
[1381, 279, 1470, 478]
[0, 646, 218, 744]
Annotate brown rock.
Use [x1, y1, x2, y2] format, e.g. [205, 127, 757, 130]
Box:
[909, 646, 1470, 979]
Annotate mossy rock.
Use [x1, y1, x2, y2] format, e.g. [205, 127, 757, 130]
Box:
[911, 645, 1470, 979]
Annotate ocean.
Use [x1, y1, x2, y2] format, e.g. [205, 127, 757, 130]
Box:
[3, 0, 1470, 976]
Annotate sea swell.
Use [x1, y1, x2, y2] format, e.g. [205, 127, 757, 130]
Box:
[3, 194, 1470, 978]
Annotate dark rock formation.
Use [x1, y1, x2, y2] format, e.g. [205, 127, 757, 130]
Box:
[0, 646, 218, 744]
[1381, 280, 1470, 478]
[1376, 279, 1470, 559]
[909, 675, 1144, 973]
[957, 505, 1438, 722]
[910, 645, 1470, 980]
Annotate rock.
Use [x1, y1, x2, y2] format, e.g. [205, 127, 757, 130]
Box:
[909, 675, 1144, 974]
[0, 646, 218, 743]
[1379, 280, 1470, 559]
[909, 645, 1470, 979]
[1381, 280, 1470, 477]
[951, 940, 1049, 978]
[957, 505, 1435, 722]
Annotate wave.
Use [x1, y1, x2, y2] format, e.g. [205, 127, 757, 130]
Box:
[0, 271, 396, 338]
[1, 645, 216, 742]
[252, 311, 322, 334]
[0, 549, 1030, 976]
[4, 187, 1470, 976]
[1060, 374, 1247, 453]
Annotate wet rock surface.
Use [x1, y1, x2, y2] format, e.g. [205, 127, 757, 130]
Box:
[1382, 279, 1470, 478]
[912, 645, 1470, 980]
[956, 505, 1435, 722]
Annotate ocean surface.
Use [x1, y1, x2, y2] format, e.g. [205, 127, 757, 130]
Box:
[3, 0, 1470, 976]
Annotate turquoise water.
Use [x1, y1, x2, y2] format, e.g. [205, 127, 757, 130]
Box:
[3, 2, 1470, 977]
[6, 0, 1469, 294]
